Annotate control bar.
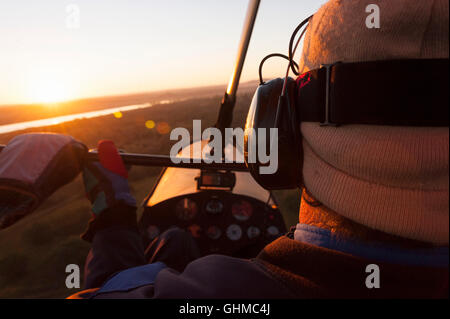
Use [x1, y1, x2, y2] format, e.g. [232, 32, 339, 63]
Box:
[0, 145, 249, 171]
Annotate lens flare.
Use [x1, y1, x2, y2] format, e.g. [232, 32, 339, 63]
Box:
[156, 121, 170, 134]
[145, 120, 155, 129]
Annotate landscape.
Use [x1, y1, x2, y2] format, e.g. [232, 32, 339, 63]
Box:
[0, 83, 300, 298]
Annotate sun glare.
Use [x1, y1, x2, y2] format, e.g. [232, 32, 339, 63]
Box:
[28, 80, 71, 104]
[25, 70, 75, 104]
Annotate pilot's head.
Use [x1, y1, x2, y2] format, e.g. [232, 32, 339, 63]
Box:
[297, 0, 448, 245]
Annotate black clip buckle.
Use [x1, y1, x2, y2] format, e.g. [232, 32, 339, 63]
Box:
[320, 62, 341, 127]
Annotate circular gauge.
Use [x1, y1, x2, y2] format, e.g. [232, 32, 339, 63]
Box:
[247, 226, 261, 239]
[267, 226, 280, 236]
[226, 224, 242, 241]
[175, 198, 198, 220]
[187, 224, 202, 238]
[147, 225, 160, 240]
[205, 198, 224, 215]
[231, 200, 253, 221]
[206, 226, 222, 240]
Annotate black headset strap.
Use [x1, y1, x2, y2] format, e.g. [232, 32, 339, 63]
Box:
[296, 59, 449, 126]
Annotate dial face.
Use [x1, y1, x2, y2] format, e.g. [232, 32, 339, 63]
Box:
[267, 226, 279, 236]
[247, 226, 260, 239]
[206, 225, 222, 240]
[231, 200, 253, 221]
[226, 224, 242, 241]
[187, 224, 202, 238]
[205, 198, 224, 215]
[175, 198, 198, 221]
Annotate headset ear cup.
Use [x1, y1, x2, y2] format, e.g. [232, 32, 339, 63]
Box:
[286, 78, 303, 187]
[244, 78, 302, 190]
[273, 78, 301, 189]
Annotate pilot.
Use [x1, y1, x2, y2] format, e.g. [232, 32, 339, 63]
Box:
[0, 0, 447, 298]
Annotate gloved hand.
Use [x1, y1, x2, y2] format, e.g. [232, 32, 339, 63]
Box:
[0, 133, 87, 229]
[81, 140, 137, 242]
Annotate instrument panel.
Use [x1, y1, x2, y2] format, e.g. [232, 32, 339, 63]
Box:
[139, 191, 286, 258]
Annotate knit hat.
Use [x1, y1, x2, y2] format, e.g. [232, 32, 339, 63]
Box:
[298, 0, 449, 244]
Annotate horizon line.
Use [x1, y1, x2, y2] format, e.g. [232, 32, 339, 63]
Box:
[0, 79, 260, 108]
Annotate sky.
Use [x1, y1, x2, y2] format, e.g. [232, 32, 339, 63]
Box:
[0, 0, 327, 105]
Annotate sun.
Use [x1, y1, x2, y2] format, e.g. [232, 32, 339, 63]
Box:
[25, 70, 75, 104]
[28, 79, 72, 104]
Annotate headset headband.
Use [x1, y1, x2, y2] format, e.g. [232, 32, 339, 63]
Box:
[244, 16, 448, 190]
[297, 58, 449, 127]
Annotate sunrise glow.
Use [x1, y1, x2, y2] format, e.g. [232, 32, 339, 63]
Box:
[26, 74, 74, 104]
[0, 1, 324, 106]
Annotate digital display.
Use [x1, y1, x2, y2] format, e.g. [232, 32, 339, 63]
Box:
[196, 170, 236, 190]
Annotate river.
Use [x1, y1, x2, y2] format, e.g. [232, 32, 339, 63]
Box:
[0, 100, 174, 134]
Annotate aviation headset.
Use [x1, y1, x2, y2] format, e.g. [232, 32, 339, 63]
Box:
[244, 16, 449, 190]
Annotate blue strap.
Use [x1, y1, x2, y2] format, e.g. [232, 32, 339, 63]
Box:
[294, 224, 449, 268]
[95, 262, 167, 295]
